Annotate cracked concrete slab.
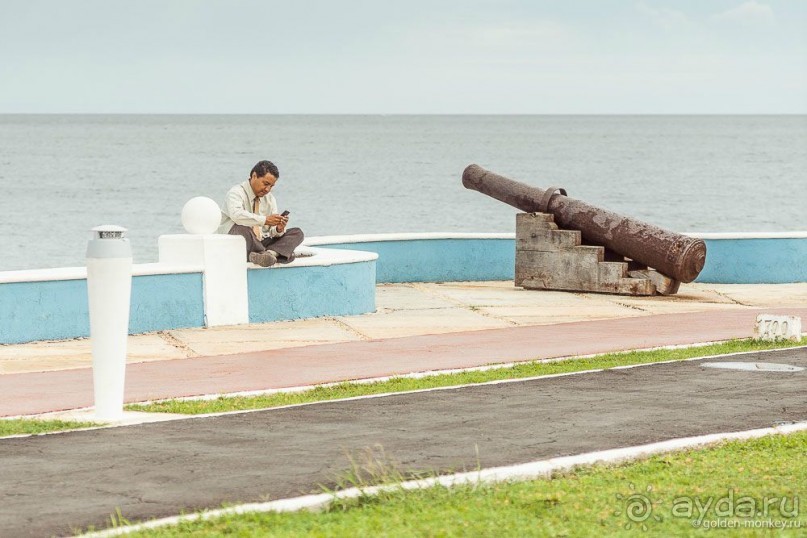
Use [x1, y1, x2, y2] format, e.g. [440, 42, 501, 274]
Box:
[698, 283, 807, 307]
[337, 307, 514, 339]
[414, 281, 601, 307]
[0, 334, 188, 375]
[374, 283, 455, 310]
[478, 304, 649, 325]
[167, 319, 364, 356]
[598, 301, 752, 316]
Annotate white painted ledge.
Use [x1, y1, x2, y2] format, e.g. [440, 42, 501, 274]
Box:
[306, 231, 807, 246]
[305, 233, 516, 245]
[0, 244, 377, 283]
[687, 232, 807, 240]
[248, 247, 378, 270]
[0, 263, 203, 284]
[132, 263, 204, 276]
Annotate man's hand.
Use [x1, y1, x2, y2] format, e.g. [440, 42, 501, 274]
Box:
[265, 214, 289, 232]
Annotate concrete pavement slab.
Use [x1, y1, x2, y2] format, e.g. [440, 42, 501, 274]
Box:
[413, 281, 603, 307]
[0, 334, 188, 375]
[374, 283, 456, 310]
[655, 285, 737, 304]
[478, 304, 649, 325]
[336, 306, 516, 339]
[599, 301, 752, 316]
[700, 283, 807, 307]
[1, 348, 804, 537]
[167, 318, 365, 356]
[601, 287, 736, 313]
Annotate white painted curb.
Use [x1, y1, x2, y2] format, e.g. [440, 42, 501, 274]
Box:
[78, 421, 807, 537]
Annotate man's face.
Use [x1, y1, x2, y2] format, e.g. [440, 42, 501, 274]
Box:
[250, 172, 277, 198]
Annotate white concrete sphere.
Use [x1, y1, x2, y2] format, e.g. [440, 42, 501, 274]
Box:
[181, 197, 221, 235]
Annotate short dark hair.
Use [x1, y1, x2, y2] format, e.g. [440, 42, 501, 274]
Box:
[250, 160, 279, 179]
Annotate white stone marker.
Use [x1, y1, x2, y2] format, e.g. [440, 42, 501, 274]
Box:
[754, 314, 802, 342]
[86, 225, 132, 421]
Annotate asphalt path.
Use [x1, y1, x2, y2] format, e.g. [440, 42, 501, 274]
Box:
[1, 348, 805, 537]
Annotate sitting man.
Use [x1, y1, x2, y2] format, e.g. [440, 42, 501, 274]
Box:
[218, 160, 304, 267]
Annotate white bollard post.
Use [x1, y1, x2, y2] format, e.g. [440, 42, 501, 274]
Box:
[86, 225, 133, 421]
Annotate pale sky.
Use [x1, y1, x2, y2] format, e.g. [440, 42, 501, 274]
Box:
[1, 0, 805, 114]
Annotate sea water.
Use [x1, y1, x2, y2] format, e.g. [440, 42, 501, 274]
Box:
[0, 114, 805, 270]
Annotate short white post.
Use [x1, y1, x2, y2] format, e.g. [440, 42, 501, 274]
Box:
[86, 225, 133, 421]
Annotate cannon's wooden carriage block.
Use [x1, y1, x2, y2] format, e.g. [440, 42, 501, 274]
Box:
[515, 213, 680, 296]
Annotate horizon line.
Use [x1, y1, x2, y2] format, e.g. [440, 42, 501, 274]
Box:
[1, 112, 806, 116]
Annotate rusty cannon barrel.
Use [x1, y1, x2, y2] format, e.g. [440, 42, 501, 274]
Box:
[462, 164, 706, 283]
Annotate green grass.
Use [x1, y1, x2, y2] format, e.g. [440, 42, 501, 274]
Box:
[127, 338, 805, 415]
[125, 430, 807, 537]
[0, 418, 100, 437]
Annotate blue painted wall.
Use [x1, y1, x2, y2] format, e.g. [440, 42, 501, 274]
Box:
[0, 273, 204, 344]
[696, 238, 807, 284]
[130, 273, 205, 332]
[0, 279, 90, 344]
[318, 239, 515, 283]
[248, 260, 377, 322]
[321, 237, 807, 285]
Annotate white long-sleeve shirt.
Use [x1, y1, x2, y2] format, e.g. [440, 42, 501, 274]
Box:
[218, 180, 285, 238]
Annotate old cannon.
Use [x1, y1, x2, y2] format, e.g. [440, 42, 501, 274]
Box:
[462, 164, 707, 295]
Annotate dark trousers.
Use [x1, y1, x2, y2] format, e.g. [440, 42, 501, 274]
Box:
[228, 225, 305, 263]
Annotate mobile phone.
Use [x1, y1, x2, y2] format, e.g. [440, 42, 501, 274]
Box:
[280, 210, 290, 217]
